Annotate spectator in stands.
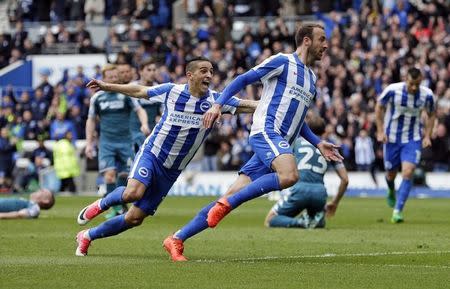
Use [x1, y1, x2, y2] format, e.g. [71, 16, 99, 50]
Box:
[0, 127, 16, 191]
[84, 0, 105, 23]
[50, 111, 77, 141]
[30, 88, 49, 121]
[22, 110, 40, 140]
[37, 68, 54, 103]
[431, 123, 450, 172]
[354, 129, 375, 171]
[53, 131, 80, 193]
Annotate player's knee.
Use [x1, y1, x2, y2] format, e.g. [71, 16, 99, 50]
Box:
[122, 186, 144, 202]
[278, 171, 298, 189]
[125, 214, 144, 227]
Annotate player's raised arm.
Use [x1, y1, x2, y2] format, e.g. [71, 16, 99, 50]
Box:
[86, 78, 149, 99]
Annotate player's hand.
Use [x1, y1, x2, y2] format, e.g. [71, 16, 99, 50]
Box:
[422, 136, 432, 148]
[376, 131, 387, 143]
[203, 104, 222, 128]
[85, 144, 94, 159]
[86, 78, 107, 92]
[317, 141, 344, 162]
[141, 124, 151, 136]
[325, 201, 338, 217]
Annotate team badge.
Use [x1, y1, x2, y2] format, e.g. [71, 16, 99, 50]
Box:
[138, 167, 149, 178]
[278, 141, 289, 149]
[200, 101, 211, 112]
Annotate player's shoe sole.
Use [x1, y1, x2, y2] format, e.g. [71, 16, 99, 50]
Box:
[75, 230, 91, 256]
[77, 199, 104, 225]
[163, 235, 188, 262]
[386, 188, 396, 208]
[207, 198, 232, 228]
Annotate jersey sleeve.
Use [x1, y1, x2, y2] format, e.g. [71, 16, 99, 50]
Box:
[251, 53, 286, 82]
[146, 83, 175, 104]
[214, 91, 240, 114]
[424, 91, 435, 113]
[377, 85, 395, 105]
[130, 97, 142, 111]
[26, 203, 40, 219]
[87, 93, 99, 118]
[330, 160, 345, 170]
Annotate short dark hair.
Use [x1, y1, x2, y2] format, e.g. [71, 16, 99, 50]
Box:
[295, 23, 325, 47]
[307, 114, 326, 136]
[40, 189, 55, 210]
[139, 58, 156, 71]
[407, 67, 422, 79]
[186, 56, 212, 73]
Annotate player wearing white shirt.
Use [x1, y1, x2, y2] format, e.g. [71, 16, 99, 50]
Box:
[75, 57, 257, 256]
[164, 24, 343, 261]
[375, 67, 436, 223]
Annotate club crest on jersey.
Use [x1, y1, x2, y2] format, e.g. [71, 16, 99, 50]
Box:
[200, 101, 211, 112]
[278, 141, 289, 149]
[138, 167, 149, 178]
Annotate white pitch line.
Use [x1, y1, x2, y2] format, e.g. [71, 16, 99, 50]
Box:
[193, 250, 450, 263]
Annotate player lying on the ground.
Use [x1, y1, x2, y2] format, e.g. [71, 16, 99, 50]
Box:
[265, 114, 348, 229]
[0, 188, 55, 219]
[375, 67, 436, 223]
[164, 23, 343, 261]
[75, 57, 258, 256]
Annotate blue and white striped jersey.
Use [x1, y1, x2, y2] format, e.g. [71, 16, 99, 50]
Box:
[378, 82, 435, 143]
[135, 83, 240, 170]
[251, 53, 317, 144]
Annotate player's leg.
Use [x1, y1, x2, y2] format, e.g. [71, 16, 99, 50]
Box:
[383, 143, 401, 208]
[392, 141, 421, 223]
[77, 145, 148, 225]
[76, 205, 148, 256]
[207, 134, 296, 227]
[164, 155, 267, 261]
[172, 174, 252, 241]
[78, 179, 146, 225]
[306, 187, 327, 228]
[265, 187, 308, 228]
[113, 144, 135, 214]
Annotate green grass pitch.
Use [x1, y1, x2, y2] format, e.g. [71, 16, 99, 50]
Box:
[1, 196, 450, 289]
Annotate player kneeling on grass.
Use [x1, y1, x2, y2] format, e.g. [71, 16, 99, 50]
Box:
[264, 115, 348, 229]
[75, 57, 258, 257]
[0, 188, 55, 219]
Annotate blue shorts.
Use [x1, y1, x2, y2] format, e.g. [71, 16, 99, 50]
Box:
[383, 141, 422, 171]
[239, 132, 293, 180]
[98, 141, 133, 174]
[129, 147, 181, 215]
[272, 183, 327, 217]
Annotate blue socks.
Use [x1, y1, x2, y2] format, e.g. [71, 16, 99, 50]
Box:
[99, 186, 126, 210]
[386, 177, 395, 191]
[395, 179, 412, 211]
[88, 214, 132, 240]
[227, 173, 281, 208]
[174, 201, 215, 242]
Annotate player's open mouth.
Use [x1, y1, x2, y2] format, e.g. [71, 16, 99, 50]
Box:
[202, 81, 210, 87]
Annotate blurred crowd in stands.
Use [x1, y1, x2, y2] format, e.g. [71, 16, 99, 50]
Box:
[0, 0, 449, 192]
